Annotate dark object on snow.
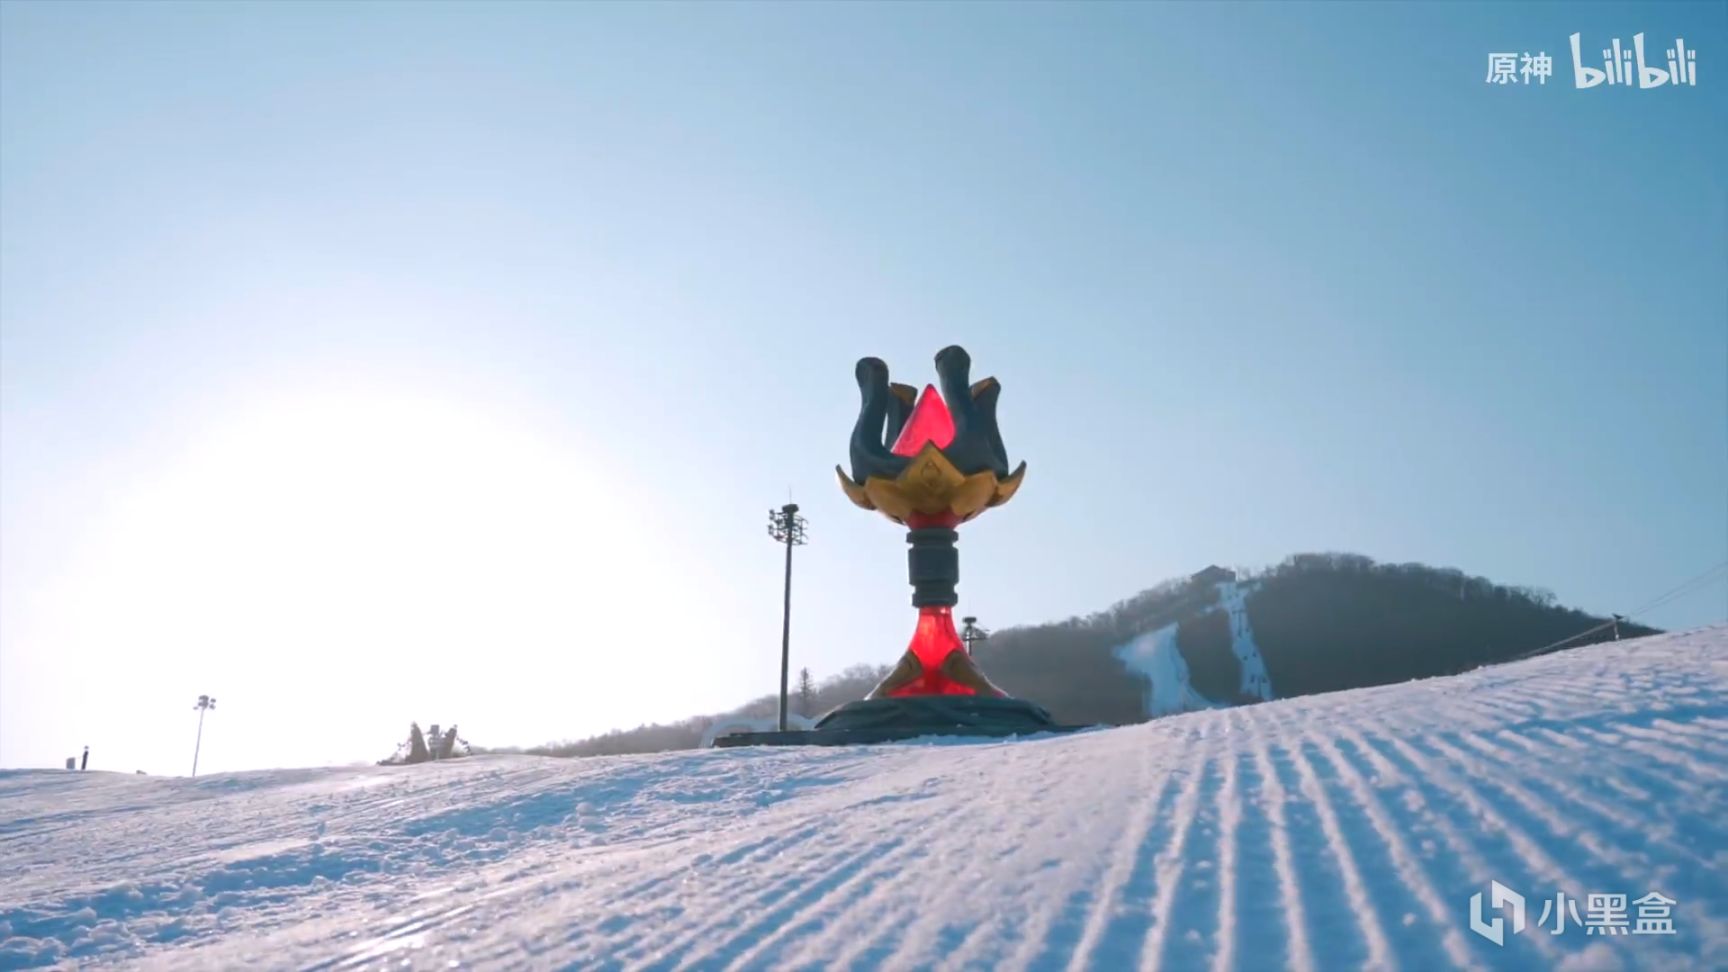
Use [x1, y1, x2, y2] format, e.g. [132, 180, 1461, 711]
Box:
[65, 757, 76, 770]
[81, 746, 89, 771]
[713, 696, 1088, 747]
[380, 721, 472, 765]
[408, 722, 430, 763]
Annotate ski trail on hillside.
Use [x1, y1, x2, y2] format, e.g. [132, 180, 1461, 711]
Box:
[0, 627, 1724, 970]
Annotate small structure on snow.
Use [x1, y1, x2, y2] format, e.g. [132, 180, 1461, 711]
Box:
[380, 722, 472, 765]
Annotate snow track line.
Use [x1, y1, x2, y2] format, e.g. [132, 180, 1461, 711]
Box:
[1352, 730, 1567, 966]
[702, 832, 915, 971]
[653, 794, 977, 969]
[702, 825, 923, 970]
[1061, 749, 1187, 972]
[1611, 723, 1728, 783]
[1459, 729, 1707, 865]
[1135, 751, 1218, 972]
[623, 827, 887, 968]
[1390, 730, 1590, 894]
[897, 752, 1143, 971]
[1523, 725, 1699, 805]
[763, 757, 1029, 954]
[1647, 713, 1728, 748]
[1209, 721, 1243, 972]
[1306, 732, 1467, 969]
[1246, 722, 1314, 972]
[1431, 726, 1683, 897]
[1265, 732, 1367, 963]
[814, 791, 1057, 971]
[1285, 734, 1394, 970]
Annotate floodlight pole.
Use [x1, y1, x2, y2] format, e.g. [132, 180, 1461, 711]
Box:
[961, 616, 989, 655]
[191, 694, 217, 778]
[767, 503, 808, 732]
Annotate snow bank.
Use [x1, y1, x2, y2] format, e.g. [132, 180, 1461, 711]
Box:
[2, 626, 1724, 970]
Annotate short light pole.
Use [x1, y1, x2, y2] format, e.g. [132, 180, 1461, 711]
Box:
[767, 503, 808, 731]
[961, 616, 989, 655]
[191, 694, 217, 778]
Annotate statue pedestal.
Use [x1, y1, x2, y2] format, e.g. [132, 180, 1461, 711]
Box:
[712, 696, 1087, 748]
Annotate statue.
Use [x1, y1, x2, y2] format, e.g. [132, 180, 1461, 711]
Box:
[717, 346, 1079, 746]
[835, 345, 1024, 698]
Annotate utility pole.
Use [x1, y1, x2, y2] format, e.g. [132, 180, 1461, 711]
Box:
[766, 503, 808, 731]
[191, 694, 217, 778]
[961, 616, 989, 655]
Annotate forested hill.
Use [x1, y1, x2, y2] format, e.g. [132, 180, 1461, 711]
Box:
[517, 552, 1653, 758]
[976, 552, 1656, 725]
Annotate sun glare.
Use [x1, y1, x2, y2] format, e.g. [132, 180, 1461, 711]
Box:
[23, 389, 708, 773]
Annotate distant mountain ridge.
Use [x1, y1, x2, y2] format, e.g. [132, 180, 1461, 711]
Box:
[516, 552, 1654, 757]
[975, 552, 1656, 726]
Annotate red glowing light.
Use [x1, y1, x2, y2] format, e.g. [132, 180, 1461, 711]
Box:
[885, 605, 976, 697]
[890, 384, 956, 457]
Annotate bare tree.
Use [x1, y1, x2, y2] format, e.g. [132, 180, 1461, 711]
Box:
[796, 667, 815, 717]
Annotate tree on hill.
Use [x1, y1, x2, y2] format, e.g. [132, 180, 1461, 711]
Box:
[796, 667, 816, 717]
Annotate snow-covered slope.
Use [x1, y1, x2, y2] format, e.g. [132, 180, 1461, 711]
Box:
[2, 627, 1724, 970]
[1112, 577, 1273, 716]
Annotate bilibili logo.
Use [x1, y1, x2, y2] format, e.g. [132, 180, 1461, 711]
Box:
[1485, 33, 1698, 88]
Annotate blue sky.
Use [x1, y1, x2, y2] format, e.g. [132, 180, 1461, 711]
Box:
[2, 2, 1723, 773]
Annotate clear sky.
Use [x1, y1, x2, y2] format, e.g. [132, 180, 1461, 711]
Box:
[2, 1, 1724, 775]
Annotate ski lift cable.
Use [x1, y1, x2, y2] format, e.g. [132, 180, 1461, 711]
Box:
[1507, 618, 1619, 663]
[1624, 561, 1728, 620]
[1507, 559, 1728, 663]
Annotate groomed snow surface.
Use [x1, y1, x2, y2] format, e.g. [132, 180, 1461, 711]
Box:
[2, 627, 1724, 970]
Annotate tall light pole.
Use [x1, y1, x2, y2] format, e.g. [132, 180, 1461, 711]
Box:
[767, 503, 808, 731]
[961, 616, 989, 655]
[191, 694, 216, 778]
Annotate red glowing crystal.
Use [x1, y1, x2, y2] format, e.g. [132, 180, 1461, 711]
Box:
[885, 605, 975, 697]
[890, 384, 955, 457]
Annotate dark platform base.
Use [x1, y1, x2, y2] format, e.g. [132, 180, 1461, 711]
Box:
[713, 696, 1089, 748]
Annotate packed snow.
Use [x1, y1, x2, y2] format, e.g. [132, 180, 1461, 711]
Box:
[2, 626, 1724, 970]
